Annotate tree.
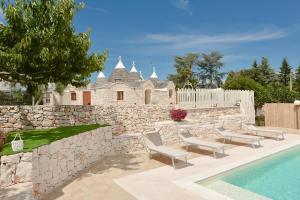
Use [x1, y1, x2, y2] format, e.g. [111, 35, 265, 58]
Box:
[223, 73, 270, 108]
[266, 84, 299, 103]
[0, 0, 107, 90]
[196, 52, 225, 88]
[250, 60, 260, 82]
[256, 57, 276, 86]
[278, 58, 292, 86]
[167, 53, 199, 89]
[293, 66, 300, 92]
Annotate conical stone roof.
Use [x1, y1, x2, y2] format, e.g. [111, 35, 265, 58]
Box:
[129, 61, 141, 81]
[108, 56, 130, 82]
[92, 71, 113, 89]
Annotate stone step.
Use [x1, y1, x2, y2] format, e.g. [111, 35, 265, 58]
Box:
[205, 180, 271, 200]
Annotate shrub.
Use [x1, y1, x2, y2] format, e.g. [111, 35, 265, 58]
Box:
[170, 109, 187, 121]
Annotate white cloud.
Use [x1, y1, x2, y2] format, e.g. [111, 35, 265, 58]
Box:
[144, 29, 287, 49]
[168, 0, 192, 16]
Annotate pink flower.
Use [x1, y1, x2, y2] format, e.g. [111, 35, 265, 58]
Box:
[170, 109, 187, 121]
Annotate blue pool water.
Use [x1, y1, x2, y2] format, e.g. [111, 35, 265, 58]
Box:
[200, 145, 300, 200]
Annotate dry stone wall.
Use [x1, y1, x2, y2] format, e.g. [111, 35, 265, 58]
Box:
[0, 105, 240, 135]
[32, 126, 112, 198]
[0, 105, 173, 135]
[0, 126, 113, 199]
[0, 152, 32, 188]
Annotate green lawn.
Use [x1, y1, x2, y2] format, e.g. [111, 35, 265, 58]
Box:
[0, 124, 106, 156]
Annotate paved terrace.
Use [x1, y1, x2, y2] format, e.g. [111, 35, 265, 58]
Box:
[3, 128, 299, 200]
[46, 128, 300, 200]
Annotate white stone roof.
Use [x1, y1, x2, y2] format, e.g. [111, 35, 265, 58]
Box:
[97, 71, 105, 78]
[130, 61, 138, 73]
[115, 56, 126, 69]
[150, 66, 158, 79]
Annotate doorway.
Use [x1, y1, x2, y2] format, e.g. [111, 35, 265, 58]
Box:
[83, 91, 91, 105]
[145, 89, 151, 104]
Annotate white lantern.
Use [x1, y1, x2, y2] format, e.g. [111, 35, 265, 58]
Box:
[11, 133, 24, 152]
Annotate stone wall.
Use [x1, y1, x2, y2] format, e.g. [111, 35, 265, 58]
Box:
[0, 105, 240, 135]
[110, 108, 247, 153]
[185, 107, 240, 120]
[32, 126, 112, 198]
[0, 126, 113, 199]
[0, 152, 32, 188]
[0, 105, 173, 135]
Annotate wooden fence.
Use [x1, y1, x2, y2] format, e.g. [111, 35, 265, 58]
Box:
[177, 89, 255, 123]
[265, 103, 300, 129]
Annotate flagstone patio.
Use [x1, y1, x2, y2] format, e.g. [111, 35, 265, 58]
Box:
[38, 128, 300, 200]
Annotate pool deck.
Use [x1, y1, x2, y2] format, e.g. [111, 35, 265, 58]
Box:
[114, 133, 300, 200]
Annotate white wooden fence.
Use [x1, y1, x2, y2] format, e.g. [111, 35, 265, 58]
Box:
[177, 89, 255, 123]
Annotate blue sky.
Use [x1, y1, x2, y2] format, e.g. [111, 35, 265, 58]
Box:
[8, 0, 300, 82]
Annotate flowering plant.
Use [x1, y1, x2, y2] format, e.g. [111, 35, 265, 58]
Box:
[170, 109, 187, 121]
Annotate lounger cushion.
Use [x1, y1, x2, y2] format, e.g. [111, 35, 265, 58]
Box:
[244, 124, 283, 134]
[150, 146, 189, 158]
[184, 137, 225, 149]
[216, 128, 263, 140]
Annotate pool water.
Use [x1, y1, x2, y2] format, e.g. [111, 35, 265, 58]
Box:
[199, 145, 300, 200]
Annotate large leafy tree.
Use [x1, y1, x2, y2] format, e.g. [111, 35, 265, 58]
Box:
[167, 53, 199, 89]
[0, 0, 107, 91]
[196, 51, 225, 88]
[278, 58, 292, 86]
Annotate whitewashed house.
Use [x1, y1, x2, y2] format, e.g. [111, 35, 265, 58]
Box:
[44, 56, 176, 106]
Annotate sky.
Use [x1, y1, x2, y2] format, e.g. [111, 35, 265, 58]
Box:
[5, 0, 300, 82]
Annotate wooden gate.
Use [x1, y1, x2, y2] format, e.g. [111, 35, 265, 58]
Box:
[83, 91, 91, 105]
[264, 103, 300, 129]
[145, 89, 151, 104]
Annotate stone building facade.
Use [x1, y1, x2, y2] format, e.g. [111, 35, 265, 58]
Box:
[44, 56, 176, 106]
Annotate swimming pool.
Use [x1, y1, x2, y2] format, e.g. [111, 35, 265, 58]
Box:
[198, 145, 300, 200]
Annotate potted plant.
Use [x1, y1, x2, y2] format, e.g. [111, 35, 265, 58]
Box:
[170, 109, 187, 122]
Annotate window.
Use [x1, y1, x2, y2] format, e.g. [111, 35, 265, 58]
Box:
[71, 92, 77, 101]
[117, 91, 124, 100]
[169, 89, 173, 98]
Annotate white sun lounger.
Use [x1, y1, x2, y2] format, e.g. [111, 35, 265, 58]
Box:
[215, 127, 263, 148]
[141, 131, 189, 169]
[242, 123, 285, 140]
[178, 129, 225, 158]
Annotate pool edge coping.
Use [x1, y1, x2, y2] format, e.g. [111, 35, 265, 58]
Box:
[174, 140, 300, 200]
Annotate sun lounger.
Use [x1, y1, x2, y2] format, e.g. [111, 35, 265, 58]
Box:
[242, 123, 285, 140]
[141, 131, 189, 169]
[178, 129, 225, 158]
[215, 127, 263, 148]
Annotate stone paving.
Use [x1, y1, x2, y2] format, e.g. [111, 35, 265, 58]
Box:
[115, 133, 300, 200]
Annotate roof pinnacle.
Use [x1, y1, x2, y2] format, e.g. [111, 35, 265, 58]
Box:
[150, 66, 158, 79]
[130, 61, 138, 73]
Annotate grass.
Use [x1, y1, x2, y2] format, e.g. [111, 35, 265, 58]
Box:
[0, 124, 106, 156]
